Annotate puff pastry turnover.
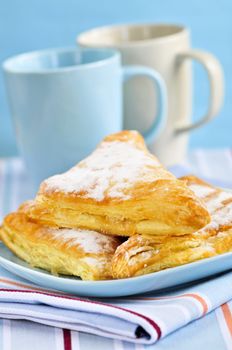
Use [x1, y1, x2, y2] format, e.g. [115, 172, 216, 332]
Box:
[23, 131, 210, 237]
[0, 212, 121, 280]
[112, 176, 232, 278]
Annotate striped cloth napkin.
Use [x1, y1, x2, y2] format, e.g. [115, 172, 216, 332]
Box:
[0, 267, 231, 346]
[0, 149, 232, 349]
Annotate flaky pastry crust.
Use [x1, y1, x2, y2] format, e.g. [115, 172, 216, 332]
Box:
[0, 212, 121, 280]
[23, 131, 210, 237]
[112, 176, 232, 278]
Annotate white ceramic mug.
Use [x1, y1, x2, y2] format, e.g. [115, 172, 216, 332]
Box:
[78, 23, 224, 166]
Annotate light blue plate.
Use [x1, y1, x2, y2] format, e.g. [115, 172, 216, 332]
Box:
[0, 242, 232, 297]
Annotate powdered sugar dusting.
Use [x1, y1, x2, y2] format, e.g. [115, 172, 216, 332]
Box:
[206, 202, 232, 230]
[189, 182, 232, 232]
[44, 140, 167, 201]
[189, 184, 216, 198]
[206, 191, 232, 212]
[194, 187, 232, 233]
[45, 228, 117, 254]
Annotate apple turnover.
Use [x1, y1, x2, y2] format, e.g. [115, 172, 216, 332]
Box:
[112, 176, 232, 278]
[22, 131, 210, 237]
[0, 212, 121, 280]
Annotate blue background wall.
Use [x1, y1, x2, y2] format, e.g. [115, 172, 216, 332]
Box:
[0, 0, 231, 156]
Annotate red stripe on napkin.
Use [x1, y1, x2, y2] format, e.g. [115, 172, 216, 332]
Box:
[0, 288, 161, 339]
[63, 329, 72, 350]
[121, 309, 161, 339]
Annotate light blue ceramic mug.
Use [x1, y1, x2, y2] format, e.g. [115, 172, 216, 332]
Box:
[3, 47, 166, 186]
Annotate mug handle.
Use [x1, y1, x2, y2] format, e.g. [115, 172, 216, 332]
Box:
[175, 50, 224, 134]
[122, 66, 167, 144]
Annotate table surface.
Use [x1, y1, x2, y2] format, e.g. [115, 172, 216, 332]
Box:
[0, 149, 232, 350]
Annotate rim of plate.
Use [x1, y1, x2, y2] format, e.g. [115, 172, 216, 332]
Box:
[0, 243, 232, 286]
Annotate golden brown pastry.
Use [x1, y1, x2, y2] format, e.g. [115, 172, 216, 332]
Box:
[22, 131, 210, 237]
[0, 212, 121, 280]
[112, 176, 232, 278]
